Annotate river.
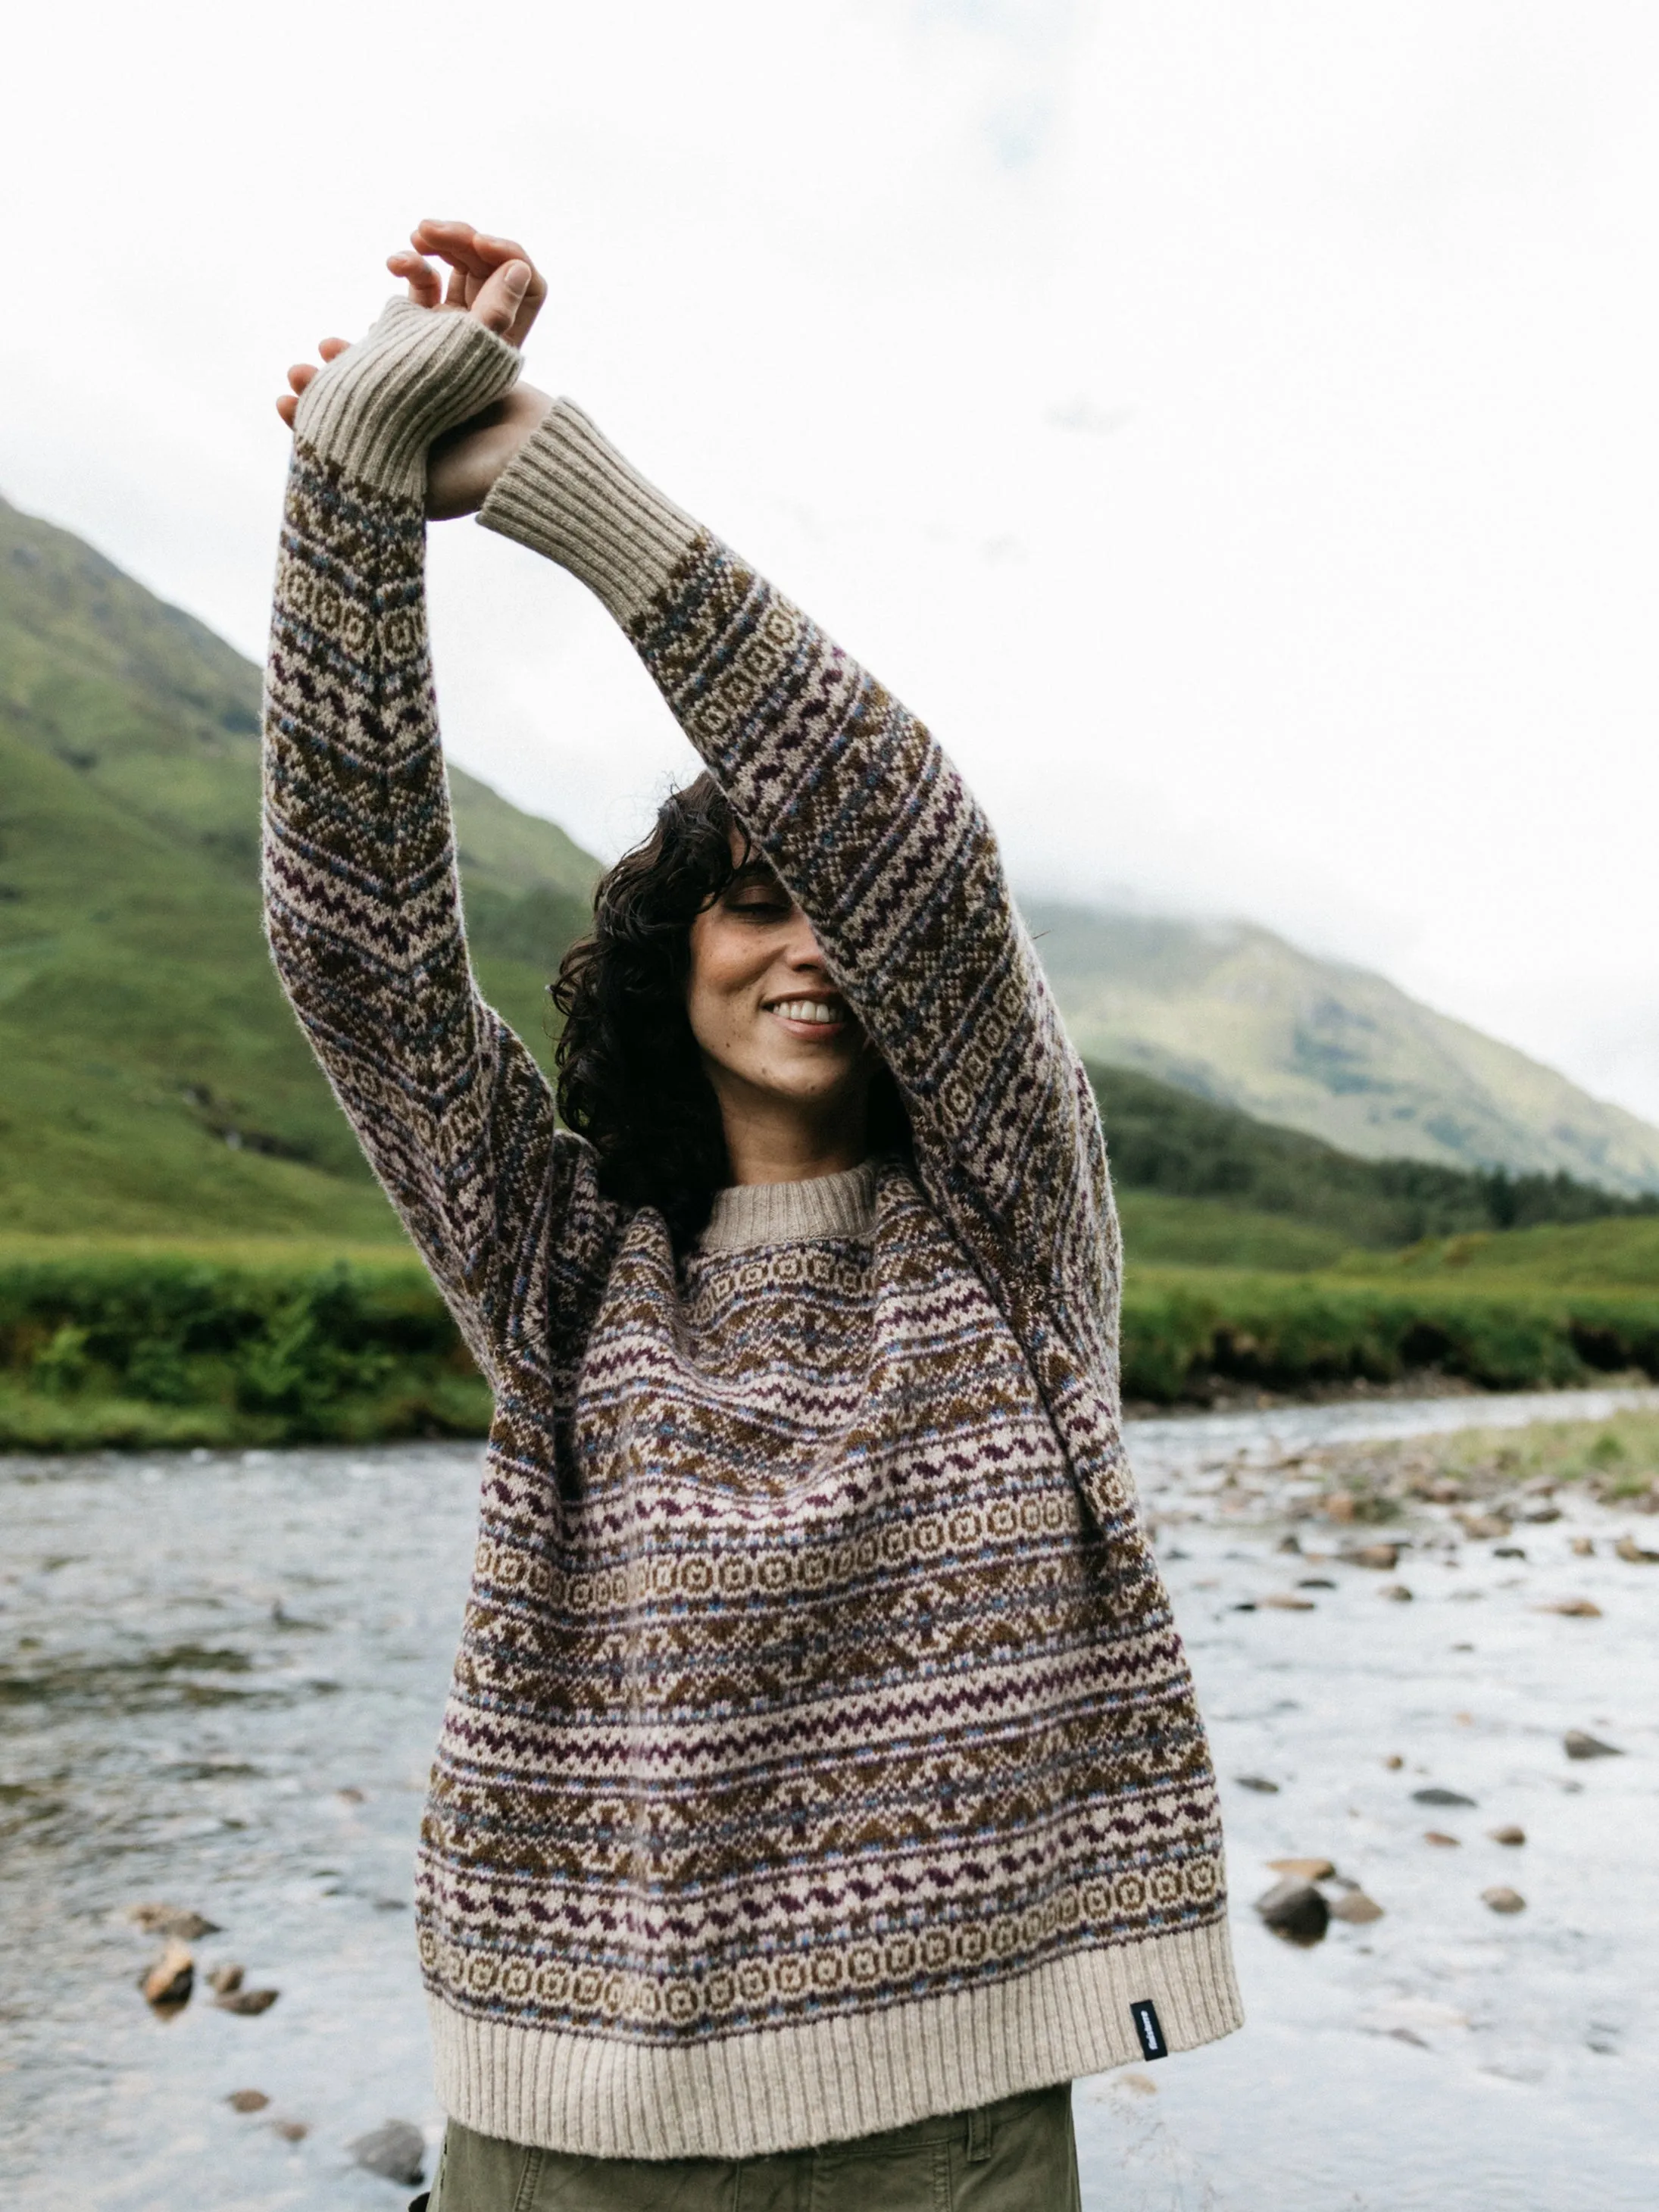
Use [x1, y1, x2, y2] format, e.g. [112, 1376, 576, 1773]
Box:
[2, 1389, 1654, 2209]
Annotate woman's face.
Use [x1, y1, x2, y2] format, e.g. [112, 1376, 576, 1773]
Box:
[686, 845, 876, 1123]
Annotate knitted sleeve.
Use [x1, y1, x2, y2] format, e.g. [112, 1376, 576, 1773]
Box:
[262, 305, 607, 1382]
[480, 403, 1118, 1356]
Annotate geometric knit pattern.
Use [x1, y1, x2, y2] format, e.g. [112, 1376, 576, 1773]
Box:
[263, 301, 1241, 2160]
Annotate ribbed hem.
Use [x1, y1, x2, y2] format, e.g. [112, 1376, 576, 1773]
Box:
[478, 398, 702, 624]
[698, 1164, 877, 1254]
[428, 1923, 1243, 2160]
[292, 298, 522, 497]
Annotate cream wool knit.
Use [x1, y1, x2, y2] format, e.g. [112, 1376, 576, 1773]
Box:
[262, 299, 1242, 2162]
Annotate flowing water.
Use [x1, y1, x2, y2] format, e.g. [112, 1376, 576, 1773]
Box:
[2, 1389, 1655, 2209]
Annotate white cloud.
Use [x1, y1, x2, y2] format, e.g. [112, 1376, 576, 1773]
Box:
[3, 0, 1657, 1117]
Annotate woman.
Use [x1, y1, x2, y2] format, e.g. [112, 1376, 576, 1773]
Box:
[267, 220, 1240, 2211]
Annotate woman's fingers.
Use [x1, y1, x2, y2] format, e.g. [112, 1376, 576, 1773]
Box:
[276, 340, 351, 429]
[469, 257, 533, 337]
[411, 218, 494, 280]
[388, 248, 443, 308]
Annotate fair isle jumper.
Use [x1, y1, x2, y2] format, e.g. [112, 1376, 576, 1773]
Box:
[263, 300, 1242, 2162]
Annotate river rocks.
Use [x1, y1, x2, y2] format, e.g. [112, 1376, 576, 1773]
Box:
[1520, 1503, 1562, 1523]
[1254, 1878, 1329, 1944]
[1563, 1729, 1623, 1761]
[1380, 1583, 1414, 1601]
[1455, 1512, 1511, 1541]
[227, 2090, 270, 2113]
[1383, 1754, 1404, 1770]
[128, 1903, 220, 1940]
[1235, 1775, 1279, 1792]
[1267, 1857, 1336, 1881]
[1492, 1545, 1527, 1560]
[272, 2119, 310, 2142]
[1413, 1786, 1476, 1807]
[1424, 1831, 1461, 1847]
[1488, 1823, 1526, 1845]
[1329, 1889, 1385, 1923]
[1323, 1493, 1358, 1523]
[208, 1963, 244, 1995]
[216, 1986, 279, 2015]
[1482, 1886, 1526, 1914]
[348, 2120, 427, 2187]
[1570, 1536, 1595, 1556]
[139, 1943, 195, 2009]
[1297, 1576, 1337, 1589]
[1262, 1592, 1316, 1610]
[1614, 1534, 1659, 1563]
[1342, 1542, 1400, 1570]
[1538, 1597, 1601, 1617]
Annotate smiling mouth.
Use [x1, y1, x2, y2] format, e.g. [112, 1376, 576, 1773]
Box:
[765, 996, 849, 1029]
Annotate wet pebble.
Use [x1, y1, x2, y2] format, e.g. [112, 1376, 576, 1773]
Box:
[1329, 1890, 1385, 1924]
[1571, 1536, 1595, 1557]
[1262, 1592, 1316, 1611]
[1234, 1775, 1279, 1793]
[127, 1904, 220, 1941]
[1564, 1729, 1623, 1761]
[207, 1964, 244, 1995]
[216, 1988, 279, 2016]
[139, 1944, 193, 2010]
[227, 2090, 270, 2114]
[1482, 1886, 1527, 1914]
[1379, 1583, 1414, 1601]
[1614, 1535, 1659, 1564]
[1413, 1786, 1476, 1807]
[271, 2119, 309, 2143]
[1538, 1597, 1602, 1617]
[1488, 1823, 1526, 1845]
[1424, 1831, 1461, 1847]
[1267, 1857, 1336, 1881]
[1254, 1879, 1329, 1944]
[348, 2120, 427, 2187]
[1342, 1542, 1400, 1570]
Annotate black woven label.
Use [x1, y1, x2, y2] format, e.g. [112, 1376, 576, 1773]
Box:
[1130, 1998, 1169, 2060]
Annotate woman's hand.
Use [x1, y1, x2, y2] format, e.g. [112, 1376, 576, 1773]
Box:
[275, 220, 553, 518]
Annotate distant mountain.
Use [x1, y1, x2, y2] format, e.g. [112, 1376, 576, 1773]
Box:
[7, 483, 1656, 1249]
[0, 490, 598, 1239]
[1028, 901, 1659, 1196]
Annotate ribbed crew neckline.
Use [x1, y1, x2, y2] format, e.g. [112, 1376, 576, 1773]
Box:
[698, 1162, 876, 1254]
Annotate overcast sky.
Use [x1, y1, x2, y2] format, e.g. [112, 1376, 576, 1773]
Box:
[5, 1, 1658, 1118]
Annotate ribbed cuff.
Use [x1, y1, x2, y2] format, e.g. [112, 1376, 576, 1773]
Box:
[291, 297, 522, 498]
[478, 398, 702, 625]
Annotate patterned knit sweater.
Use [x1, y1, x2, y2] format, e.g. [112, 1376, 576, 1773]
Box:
[263, 300, 1242, 2161]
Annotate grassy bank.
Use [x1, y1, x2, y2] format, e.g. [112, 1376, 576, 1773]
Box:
[0, 1240, 488, 1450]
[5, 1238, 1659, 1448]
[1121, 1267, 1659, 1404]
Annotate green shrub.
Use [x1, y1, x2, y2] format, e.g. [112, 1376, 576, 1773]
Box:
[0, 1245, 489, 1447]
[1120, 1270, 1659, 1404]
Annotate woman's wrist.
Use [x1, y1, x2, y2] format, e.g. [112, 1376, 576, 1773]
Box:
[291, 297, 523, 499]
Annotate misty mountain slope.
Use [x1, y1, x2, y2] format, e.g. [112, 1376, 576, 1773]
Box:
[1027, 901, 1659, 1195]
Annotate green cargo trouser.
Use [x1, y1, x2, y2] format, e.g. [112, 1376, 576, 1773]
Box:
[422, 2082, 1080, 2210]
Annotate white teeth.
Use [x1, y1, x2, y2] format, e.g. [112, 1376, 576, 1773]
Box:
[770, 999, 843, 1024]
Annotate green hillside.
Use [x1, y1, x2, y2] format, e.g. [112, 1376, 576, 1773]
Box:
[0, 491, 596, 1238]
[1031, 899, 1659, 1194]
[5, 485, 1654, 1273]
[1091, 1063, 1657, 1269]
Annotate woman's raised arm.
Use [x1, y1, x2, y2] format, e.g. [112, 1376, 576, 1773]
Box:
[263, 231, 612, 1383]
[479, 402, 1118, 1362]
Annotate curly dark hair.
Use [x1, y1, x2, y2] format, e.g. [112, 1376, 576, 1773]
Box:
[550, 773, 908, 1249]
